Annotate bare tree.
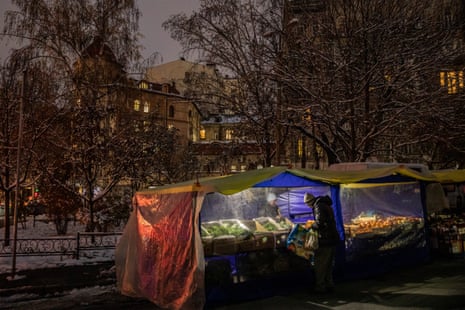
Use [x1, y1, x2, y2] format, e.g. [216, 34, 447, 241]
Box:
[2, 0, 142, 232]
[2, 0, 198, 232]
[164, 0, 285, 167]
[38, 163, 82, 235]
[165, 0, 465, 169]
[278, 0, 465, 166]
[0, 49, 60, 244]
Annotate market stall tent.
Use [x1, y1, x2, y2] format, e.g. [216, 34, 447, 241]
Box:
[431, 169, 465, 183]
[115, 166, 439, 310]
[428, 169, 465, 256]
[431, 169, 465, 209]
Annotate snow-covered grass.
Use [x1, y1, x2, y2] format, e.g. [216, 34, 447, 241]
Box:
[0, 216, 123, 274]
[0, 217, 126, 308]
[1, 215, 87, 238]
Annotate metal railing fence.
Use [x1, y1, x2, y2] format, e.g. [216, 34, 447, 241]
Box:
[0, 232, 122, 259]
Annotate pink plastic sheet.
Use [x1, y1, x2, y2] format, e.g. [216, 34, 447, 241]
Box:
[116, 191, 205, 309]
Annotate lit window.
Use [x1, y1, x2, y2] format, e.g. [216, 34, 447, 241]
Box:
[139, 81, 148, 89]
[440, 72, 446, 87]
[200, 128, 206, 139]
[134, 100, 140, 111]
[143, 101, 149, 113]
[225, 129, 234, 140]
[440, 70, 464, 94]
[298, 138, 303, 157]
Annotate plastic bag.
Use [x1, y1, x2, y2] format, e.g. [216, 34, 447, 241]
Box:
[286, 224, 315, 260]
[304, 229, 319, 251]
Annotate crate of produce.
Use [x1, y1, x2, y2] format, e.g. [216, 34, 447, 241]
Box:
[254, 217, 292, 232]
[220, 219, 255, 237]
[274, 231, 290, 248]
[235, 232, 273, 252]
[201, 221, 229, 237]
[212, 235, 237, 255]
[252, 232, 275, 250]
[237, 219, 258, 232]
[254, 217, 279, 231]
[236, 237, 256, 252]
[272, 217, 293, 231]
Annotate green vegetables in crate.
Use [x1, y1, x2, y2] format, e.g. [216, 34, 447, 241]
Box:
[259, 218, 291, 231]
[263, 222, 277, 231]
[277, 218, 292, 230]
[203, 224, 229, 237]
[222, 222, 252, 237]
[202, 221, 252, 238]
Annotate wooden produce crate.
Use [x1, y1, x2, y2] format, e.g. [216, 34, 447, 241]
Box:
[236, 237, 256, 252]
[254, 217, 292, 249]
[252, 232, 275, 250]
[212, 235, 237, 255]
[274, 231, 290, 248]
[236, 232, 274, 252]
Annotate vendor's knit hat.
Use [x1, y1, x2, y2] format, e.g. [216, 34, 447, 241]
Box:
[304, 193, 316, 206]
[266, 192, 277, 203]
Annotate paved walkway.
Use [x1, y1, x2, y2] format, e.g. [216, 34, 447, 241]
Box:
[0, 262, 115, 297]
[0, 256, 464, 309]
[210, 256, 465, 310]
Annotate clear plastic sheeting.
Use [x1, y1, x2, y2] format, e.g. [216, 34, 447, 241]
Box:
[116, 191, 206, 310]
[200, 187, 332, 223]
[340, 182, 426, 261]
[200, 188, 269, 222]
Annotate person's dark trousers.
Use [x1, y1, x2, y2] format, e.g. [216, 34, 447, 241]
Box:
[313, 245, 336, 292]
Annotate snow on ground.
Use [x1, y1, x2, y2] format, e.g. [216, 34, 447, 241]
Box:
[0, 285, 118, 306]
[0, 217, 128, 308]
[0, 216, 123, 274]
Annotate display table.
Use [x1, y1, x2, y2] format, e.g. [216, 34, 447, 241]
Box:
[428, 212, 465, 257]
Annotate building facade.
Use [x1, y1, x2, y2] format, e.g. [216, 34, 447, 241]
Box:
[146, 59, 265, 176]
[73, 39, 202, 191]
[124, 79, 201, 145]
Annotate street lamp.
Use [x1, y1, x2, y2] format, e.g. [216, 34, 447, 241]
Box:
[11, 69, 26, 279]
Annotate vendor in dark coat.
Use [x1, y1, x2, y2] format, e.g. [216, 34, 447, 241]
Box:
[304, 192, 340, 293]
[258, 192, 280, 218]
